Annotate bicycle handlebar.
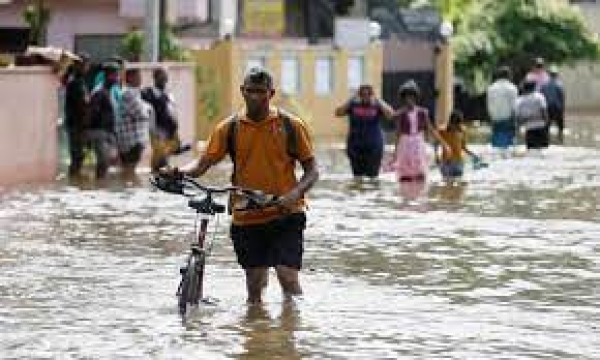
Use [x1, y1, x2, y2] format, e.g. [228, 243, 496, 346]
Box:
[149, 173, 280, 213]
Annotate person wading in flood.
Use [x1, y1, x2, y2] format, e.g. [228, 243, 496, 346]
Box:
[335, 84, 394, 182]
[163, 67, 319, 304]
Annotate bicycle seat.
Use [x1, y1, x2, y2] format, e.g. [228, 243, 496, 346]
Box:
[188, 197, 226, 214]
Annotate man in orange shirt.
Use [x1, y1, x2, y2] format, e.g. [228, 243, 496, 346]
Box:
[176, 67, 319, 304]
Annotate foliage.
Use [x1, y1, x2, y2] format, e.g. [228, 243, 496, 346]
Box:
[195, 65, 220, 123]
[120, 27, 191, 62]
[22, 0, 51, 46]
[452, 0, 600, 92]
[120, 29, 144, 62]
[160, 26, 191, 61]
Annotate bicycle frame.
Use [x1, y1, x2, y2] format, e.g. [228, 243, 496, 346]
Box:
[177, 201, 219, 317]
[150, 174, 278, 318]
[190, 215, 210, 301]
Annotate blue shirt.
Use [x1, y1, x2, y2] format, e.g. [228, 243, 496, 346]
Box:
[346, 100, 385, 147]
[540, 78, 564, 109]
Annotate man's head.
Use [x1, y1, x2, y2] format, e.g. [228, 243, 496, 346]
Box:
[153, 67, 169, 89]
[534, 57, 545, 70]
[73, 52, 91, 75]
[495, 66, 511, 81]
[240, 67, 275, 117]
[125, 68, 142, 88]
[358, 84, 374, 104]
[522, 80, 536, 94]
[549, 65, 559, 78]
[399, 80, 420, 106]
[103, 62, 120, 87]
[449, 109, 464, 128]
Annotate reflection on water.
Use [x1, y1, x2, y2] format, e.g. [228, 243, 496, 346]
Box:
[235, 302, 303, 360]
[1, 114, 600, 359]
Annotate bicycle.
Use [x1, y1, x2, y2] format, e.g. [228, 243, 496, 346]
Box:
[150, 173, 277, 318]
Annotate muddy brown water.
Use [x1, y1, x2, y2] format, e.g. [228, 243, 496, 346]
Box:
[1, 115, 599, 359]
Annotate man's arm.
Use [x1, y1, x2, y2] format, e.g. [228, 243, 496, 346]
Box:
[377, 98, 395, 119]
[278, 157, 319, 209]
[335, 99, 351, 117]
[179, 154, 219, 178]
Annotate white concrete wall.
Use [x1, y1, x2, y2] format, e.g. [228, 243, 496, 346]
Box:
[562, 1, 600, 110]
[561, 62, 600, 111]
[0, 67, 58, 186]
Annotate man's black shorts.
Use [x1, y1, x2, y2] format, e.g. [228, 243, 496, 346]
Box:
[230, 212, 306, 270]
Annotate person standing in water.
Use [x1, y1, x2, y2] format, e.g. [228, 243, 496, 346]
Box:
[487, 66, 519, 154]
[437, 110, 481, 182]
[388, 80, 449, 182]
[335, 84, 394, 181]
[515, 80, 550, 151]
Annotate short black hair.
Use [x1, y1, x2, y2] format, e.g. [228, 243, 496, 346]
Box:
[449, 109, 464, 126]
[125, 68, 140, 79]
[495, 66, 511, 80]
[153, 67, 167, 78]
[358, 84, 373, 93]
[522, 80, 536, 93]
[103, 61, 120, 73]
[243, 66, 273, 88]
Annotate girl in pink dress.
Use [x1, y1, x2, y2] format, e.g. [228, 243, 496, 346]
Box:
[388, 80, 449, 182]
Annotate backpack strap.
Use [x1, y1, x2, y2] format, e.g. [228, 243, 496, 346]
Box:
[276, 108, 299, 160]
[225, 113, 239, 184]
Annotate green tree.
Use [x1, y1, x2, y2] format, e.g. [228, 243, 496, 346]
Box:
[159, 26, 190, 61]
[22, 0, 51, 46]
[452, 0, 600, 91]
[121, 29, 144, 61]
[120, 27, 190, 62]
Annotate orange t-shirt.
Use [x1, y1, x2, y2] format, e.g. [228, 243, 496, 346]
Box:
[439, 127, 466, 162]
[203, 107, 315, 225]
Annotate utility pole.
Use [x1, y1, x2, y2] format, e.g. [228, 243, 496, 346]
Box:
[434, 0, 454, 128]
[144, 0, 160, 62]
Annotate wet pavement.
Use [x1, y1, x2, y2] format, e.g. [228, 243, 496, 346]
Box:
[1, 114, 599, 359]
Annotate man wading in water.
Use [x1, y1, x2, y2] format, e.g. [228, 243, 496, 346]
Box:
[165, 67, 319, 304]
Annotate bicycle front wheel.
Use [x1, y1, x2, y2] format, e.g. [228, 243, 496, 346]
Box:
[178, 253, 205, 317]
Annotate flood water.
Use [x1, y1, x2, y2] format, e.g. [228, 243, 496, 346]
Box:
[1, 115, 599, 359]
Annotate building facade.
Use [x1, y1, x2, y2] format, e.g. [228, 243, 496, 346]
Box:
[563, 0, 600, 110]
[0, 0, 209, 60]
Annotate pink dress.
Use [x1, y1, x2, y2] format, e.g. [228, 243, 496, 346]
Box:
[393, 109, 428, 181]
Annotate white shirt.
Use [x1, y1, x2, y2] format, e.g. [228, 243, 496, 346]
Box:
[515, 92, 547, 130]
[487, 79, 519, 122]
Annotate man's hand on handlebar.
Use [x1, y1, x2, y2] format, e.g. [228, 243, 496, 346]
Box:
[158, 166, 184, 181]
[275, 188, 302, 212]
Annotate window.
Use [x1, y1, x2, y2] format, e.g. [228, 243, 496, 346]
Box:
[281, 57, 300, 94]
[315, 57, 334, 95]
[74, 34, 124, 62]
[347, 55, 365, 90]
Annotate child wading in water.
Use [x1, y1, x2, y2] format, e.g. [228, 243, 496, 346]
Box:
[388, 80, 449, 182]
[437, 110, 481, 182]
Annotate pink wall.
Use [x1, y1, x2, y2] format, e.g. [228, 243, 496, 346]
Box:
[0, 0, 137, 51]
[0, 67, 59, 186]
[47, 2, 134, 51]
